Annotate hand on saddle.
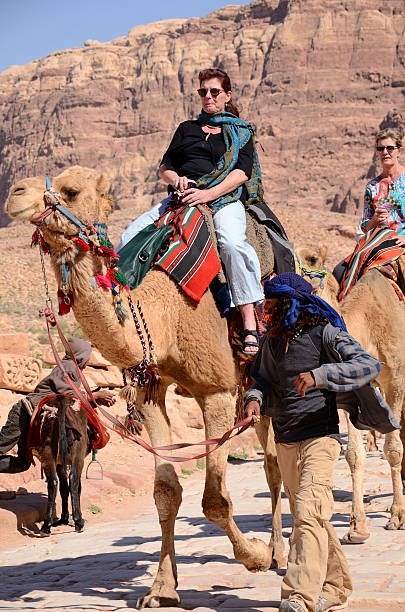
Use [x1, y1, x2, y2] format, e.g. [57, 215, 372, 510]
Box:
[182, 187, 212, 206]
[394, 234, 405, 247]
[92, 390, 116, 407]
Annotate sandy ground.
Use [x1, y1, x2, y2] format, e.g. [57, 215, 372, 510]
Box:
[0, 425, 404, 611]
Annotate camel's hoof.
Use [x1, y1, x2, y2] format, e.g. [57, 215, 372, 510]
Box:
[136, 588, 180, 609]
[236, 537, 272, 572]
[342, 530, 370, 544]
[271, 554, 287, 570]
[385, 519, 400, 530]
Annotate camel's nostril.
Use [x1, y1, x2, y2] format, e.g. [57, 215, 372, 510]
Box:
[12, 186, 26, 195]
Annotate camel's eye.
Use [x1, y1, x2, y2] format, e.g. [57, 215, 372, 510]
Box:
[63, 189, 79, 200]
[310, 256, 318, 266]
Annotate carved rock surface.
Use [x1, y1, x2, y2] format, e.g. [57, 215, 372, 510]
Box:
[0, 354, 42, 392]
[0, 0, 404, 225]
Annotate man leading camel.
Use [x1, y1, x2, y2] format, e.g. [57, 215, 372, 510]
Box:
[244, 273, 398, 612]
[0, 338, 115, 474]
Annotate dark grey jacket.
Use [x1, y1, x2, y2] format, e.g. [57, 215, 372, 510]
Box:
[319, 324, 399, 434]
[245, 323, 399, 435]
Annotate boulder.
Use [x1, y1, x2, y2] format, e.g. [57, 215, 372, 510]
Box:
[44, 346, 112, 367]
[85, 366, 123, 389]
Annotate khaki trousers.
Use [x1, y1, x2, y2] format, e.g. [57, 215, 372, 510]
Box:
[277, 436, 353, 612]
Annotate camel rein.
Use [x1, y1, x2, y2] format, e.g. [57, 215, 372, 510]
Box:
[32, 178, 255, 462]
[38, 312, 255, 462]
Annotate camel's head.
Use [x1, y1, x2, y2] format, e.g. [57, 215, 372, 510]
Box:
[297, 245, 328, 270]
[5, 166, 114, 256]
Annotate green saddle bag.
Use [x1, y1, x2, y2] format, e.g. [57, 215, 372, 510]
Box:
[118, 222, 174, 289]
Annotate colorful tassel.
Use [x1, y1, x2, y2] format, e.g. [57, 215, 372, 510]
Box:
[106, 268, 129, 290]
[100, 237, 113, 248]
[95, 244, 119, 259]
[75, 237, 91, 251]
[31, 229, 39, 247]
[93, 274, 113, 289]
[57, 289, 74, 315]
[114, 298, 129, 322]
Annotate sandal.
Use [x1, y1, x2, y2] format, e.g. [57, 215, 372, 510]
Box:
[240, 329, 260, 355]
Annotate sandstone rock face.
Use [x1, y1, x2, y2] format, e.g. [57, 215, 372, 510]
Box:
[0, 333, 30, 355]
[0, 0, 404, 226]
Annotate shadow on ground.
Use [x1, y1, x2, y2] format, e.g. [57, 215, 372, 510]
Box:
[1, 548, 281, 611]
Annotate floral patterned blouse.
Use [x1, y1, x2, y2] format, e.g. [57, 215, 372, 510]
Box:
[361, 172, 405, 236]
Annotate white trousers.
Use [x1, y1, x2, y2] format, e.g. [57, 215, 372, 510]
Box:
[117, 199, 264, 306]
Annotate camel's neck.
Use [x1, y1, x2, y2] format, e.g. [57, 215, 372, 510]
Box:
[52, 252, 146, 368]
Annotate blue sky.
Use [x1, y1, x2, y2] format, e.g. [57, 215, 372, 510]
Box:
[0, 0, 251, 72]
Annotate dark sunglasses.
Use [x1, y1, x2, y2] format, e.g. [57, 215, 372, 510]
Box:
[376, 145, 397, 152]
[197, 87, 224, 98]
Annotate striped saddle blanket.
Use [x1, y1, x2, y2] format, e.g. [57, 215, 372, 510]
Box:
[338, 227, 405, 301]
[154, 204, 221, 303]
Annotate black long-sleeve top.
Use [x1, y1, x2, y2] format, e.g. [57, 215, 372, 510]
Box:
[160, 120, 254, 182]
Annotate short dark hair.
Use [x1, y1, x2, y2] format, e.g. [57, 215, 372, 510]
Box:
[198, 68, 240, 117]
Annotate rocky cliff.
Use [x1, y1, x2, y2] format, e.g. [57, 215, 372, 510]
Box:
[0, 0, 404, 226]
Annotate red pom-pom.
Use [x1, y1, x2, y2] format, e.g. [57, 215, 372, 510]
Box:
[75, 237, 90, 251]
[96, 245, 119, 259]
[93, 274, 112, 289]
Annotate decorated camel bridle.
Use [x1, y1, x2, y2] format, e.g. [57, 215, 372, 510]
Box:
[32, 177, 158, 429]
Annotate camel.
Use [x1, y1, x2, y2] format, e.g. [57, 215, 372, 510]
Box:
[5, 166, 284, 609]
[298, 246, 405, 541]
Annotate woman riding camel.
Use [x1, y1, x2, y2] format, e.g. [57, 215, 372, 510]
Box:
[338, 128, 405, 300]
[118, 68, 264, 354]
[361, 128, 405, 237]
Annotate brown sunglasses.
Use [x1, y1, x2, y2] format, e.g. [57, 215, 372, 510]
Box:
[197, 87, 224, 98]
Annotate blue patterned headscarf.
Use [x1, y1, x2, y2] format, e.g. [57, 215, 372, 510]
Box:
[196, 111, 263, 213]
[264, 272, 347, 331]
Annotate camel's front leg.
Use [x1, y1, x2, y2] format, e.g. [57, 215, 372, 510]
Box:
[255, 416, 286, 568]
[199, 391, 272, 572]
[382, 381, 405, 530]
[342, 413, 370, 543]
[384, 429, 405, 530]
[136, 384, 183, 609]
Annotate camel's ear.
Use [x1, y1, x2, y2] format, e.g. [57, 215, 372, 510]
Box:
[319, 245, 328, 266]
[96, 174, 115, 219]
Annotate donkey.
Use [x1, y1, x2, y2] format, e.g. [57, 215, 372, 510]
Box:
[34, 395, 89, 535]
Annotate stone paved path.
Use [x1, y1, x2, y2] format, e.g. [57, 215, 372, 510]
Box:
[0, 440, 404, 612]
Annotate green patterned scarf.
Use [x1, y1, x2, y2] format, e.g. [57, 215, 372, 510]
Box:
[196, 111, 264, 213]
